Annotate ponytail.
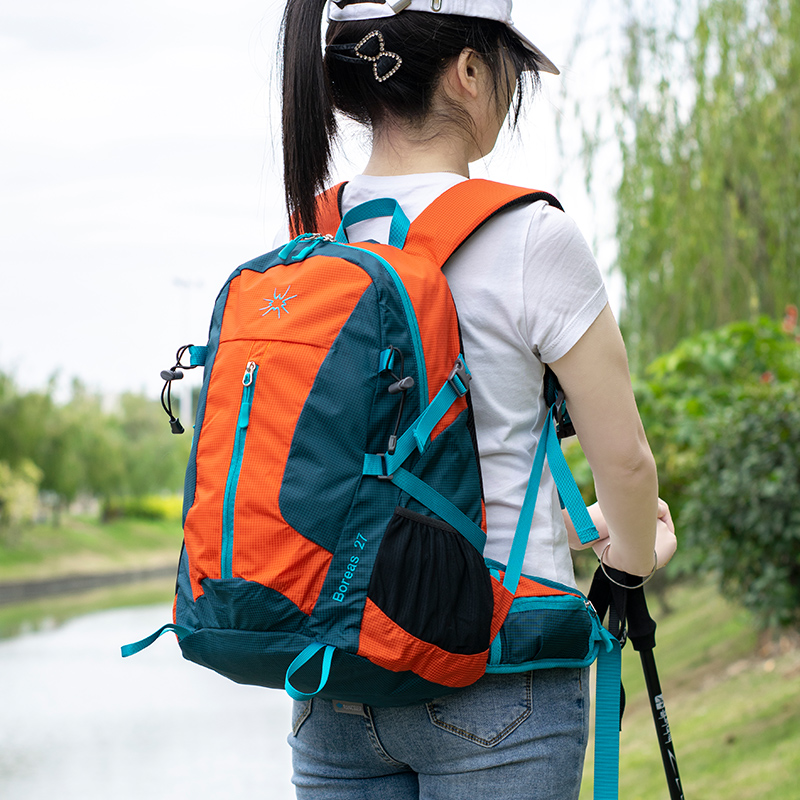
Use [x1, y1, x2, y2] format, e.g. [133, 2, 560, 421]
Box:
[279, 3, 540, 235]
[281, 0, 336, 235]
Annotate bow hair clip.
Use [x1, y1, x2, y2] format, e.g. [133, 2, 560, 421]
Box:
[353, 31, 403, 82]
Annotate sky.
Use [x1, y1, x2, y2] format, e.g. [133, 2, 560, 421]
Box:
[0, 1, 624, 401]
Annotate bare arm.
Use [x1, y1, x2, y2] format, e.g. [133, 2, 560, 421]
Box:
[550, 304, 673, 575]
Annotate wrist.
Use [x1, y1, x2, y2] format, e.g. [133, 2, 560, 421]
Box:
[600, 543, 658, 588]
[599, 542, 657, 577]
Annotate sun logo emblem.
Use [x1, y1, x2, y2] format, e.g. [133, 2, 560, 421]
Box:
[260, 286, 297, 319]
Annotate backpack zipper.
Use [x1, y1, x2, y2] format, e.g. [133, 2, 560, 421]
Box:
[221, 360, 258, 578]
[347, 246, 429, 410]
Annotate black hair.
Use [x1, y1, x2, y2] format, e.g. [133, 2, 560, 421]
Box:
[280, 1, 540, 234]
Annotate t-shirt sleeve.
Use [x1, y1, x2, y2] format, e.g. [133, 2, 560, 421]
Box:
[522, 202, 608, 363]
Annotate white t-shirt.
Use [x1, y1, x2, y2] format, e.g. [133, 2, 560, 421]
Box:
[279, 173, 608, 586]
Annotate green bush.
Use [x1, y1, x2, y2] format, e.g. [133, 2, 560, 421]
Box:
[682, 385, 800, 628]
[635, 317, 800, 526]
[564, 318, 800, 524]
[0, 370, 190, 520]
[102, 494, 183, 522]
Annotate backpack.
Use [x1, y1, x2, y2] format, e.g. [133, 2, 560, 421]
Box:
[123, 180, 621, 797]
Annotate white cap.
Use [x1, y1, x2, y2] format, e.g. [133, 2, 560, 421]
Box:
[327, 0, 560, 75]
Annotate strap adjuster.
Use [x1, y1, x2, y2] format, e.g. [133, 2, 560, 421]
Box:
[376, 453, 394, 481]
[447, 357, 471, 397]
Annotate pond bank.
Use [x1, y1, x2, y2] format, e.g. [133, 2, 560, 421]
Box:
[0, 564, 177, 606]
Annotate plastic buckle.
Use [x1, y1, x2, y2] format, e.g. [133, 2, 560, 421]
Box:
[447, 358, 471, 397]
[554, 388, 576, 439]
[376, 453, 394, 481]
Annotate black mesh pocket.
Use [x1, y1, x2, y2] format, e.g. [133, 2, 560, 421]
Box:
[367, 507, 493, 655]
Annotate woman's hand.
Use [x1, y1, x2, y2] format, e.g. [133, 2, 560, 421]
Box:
[653, 497, 677, 568]
[590, 497, 677, 574]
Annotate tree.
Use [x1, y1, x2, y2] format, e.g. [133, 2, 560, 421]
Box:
[601, 0, 800, 369]
[0, 460, 42, 542]
[115, 392, 190, 499]
[0, 369, 190, 522]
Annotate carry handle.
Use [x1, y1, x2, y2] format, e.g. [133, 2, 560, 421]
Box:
[121, 623, 192, 657]
[335, 198, 411, 249]
[285, 643, 336, 701]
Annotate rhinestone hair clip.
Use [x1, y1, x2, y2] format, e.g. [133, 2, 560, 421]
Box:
[327, 30, 403, 83]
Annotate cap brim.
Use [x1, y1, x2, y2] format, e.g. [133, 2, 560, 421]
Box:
[508, 24, 560, 75]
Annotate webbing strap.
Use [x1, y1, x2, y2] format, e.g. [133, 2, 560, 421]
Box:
[544, 420, 599, 546]
[503, 410, 551, 595]
[189, 345, 207, 367]
[391, 468, 487, 553]
[378, 348, 396, 373]
[410, 357, 468, 451]
[593, 636, 622, 799]
[120, 623, 193, 658]
[285, 643, 336, 701]
[504, 408, 600, 595]
[363, 359, 467, 478]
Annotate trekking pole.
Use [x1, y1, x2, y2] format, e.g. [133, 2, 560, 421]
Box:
[588, 565, 686, 800]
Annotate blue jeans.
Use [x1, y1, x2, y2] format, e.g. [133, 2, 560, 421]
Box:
[288, 668, 589, 799]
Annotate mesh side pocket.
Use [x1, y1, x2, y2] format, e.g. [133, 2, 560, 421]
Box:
[367, 507, 493, 655]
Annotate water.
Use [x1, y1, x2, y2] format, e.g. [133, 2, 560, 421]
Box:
[0, 604, 295, 799]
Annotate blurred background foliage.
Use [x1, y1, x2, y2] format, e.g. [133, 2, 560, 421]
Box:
[564, 0, 800, 631]
[0, 373, 189, 536]
[610, 0, 800, 629]
[610, 0, 800, 372]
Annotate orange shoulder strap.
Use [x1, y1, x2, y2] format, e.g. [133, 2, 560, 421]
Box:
[312, 183, 346, 237]
[404, 179, 563, 266]
[310, 179, 562, 262]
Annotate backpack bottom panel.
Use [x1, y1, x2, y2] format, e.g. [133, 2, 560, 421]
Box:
[177, 627, 472, 707]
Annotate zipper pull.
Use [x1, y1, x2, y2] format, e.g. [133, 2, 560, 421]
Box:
[239, 362, 257, 428]
[294, 235, 334, 261]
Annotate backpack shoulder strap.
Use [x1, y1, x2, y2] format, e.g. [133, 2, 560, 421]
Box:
[404, 179, 563, 267]
[311, 178, 563, 262]
[312, 183, 347, 236]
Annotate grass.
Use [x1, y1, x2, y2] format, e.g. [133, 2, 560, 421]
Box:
[0, 515, 184, 582]
[580, 581, 800, 799]
[0, 514, 182, 638]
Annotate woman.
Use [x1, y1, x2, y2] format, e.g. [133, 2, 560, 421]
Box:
[279, 2, 677, 798]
